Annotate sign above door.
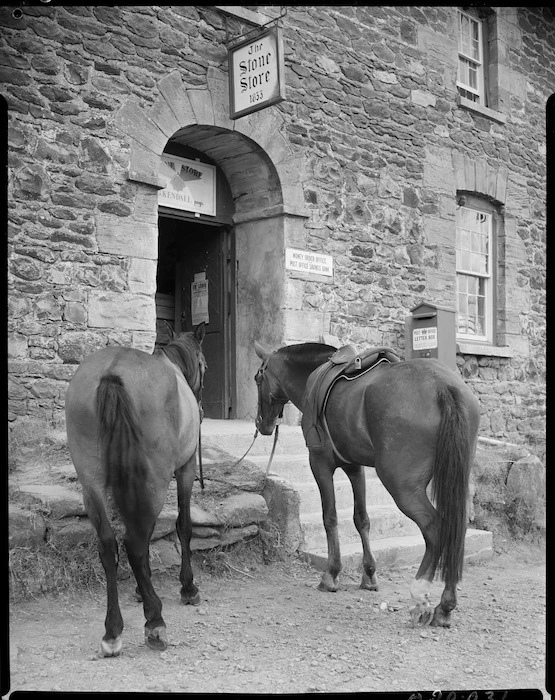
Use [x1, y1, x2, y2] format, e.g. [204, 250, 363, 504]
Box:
[158, 155, 216, 217]
[228, 25, 286, 120]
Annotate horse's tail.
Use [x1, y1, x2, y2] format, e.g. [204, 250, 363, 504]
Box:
[96, 374, 148, 517]
[431, 384, 473, 586]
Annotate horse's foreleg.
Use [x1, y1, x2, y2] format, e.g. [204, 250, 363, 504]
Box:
[175, 457, 200, 605]
[344, 465, 378, 591]
[124, 522, 167, 651]
[309, 451, 341, 592]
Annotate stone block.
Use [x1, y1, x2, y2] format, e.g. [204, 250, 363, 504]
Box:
[157, 70, 196, 125]
[263, 475, 303, 554]
[411, 89, 436, 108]
[48, 517, 96, 547]
[17, 484, 86, 518]
[187, 87, 214, 125]
[423, 148, 455, 193]
[127, 258, 157, 295]
[88, 291, 155, 331]
[9, 504, 47, 548]
[152, 508, 177, 540]
[200, 448, 266, 492]
[96, 213, 158, 259]
[114, 98, 167, 153]
[190, 502, 222, 527]
[506, 454, 545, 528]
[213, 493, 268, 527]
[150, 538, 181, 570]
[284, 309, 331, 342]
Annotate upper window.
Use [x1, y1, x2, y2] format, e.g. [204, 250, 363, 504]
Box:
[457, 9, 486, 105]
[456, 199, 495, 343]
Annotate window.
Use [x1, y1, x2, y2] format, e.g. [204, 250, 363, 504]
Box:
[457, 9, 486, 105]
[456, 199, 495, 343]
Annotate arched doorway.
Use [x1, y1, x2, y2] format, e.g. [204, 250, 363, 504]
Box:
[156, 142, 235, 419]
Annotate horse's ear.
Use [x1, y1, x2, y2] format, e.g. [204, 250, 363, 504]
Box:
[254, 340, 271, 361]
[164, 320, 177, 340]
[194, 322, 206, 344]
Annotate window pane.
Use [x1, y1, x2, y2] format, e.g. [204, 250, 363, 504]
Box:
[468, 64, 477, 89]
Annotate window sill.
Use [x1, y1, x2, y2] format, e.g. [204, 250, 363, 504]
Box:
[456, 95, 506, 124]
[457, 341, 513, 358]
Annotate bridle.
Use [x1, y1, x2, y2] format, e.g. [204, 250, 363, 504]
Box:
[196, 350, 207, 489]
[233, 352, 290, 481]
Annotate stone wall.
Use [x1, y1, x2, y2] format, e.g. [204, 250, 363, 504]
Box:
[278, 6, 549, 454]
[3, 5, 549, 453]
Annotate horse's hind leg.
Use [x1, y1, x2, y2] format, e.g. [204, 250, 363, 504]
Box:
[378, 468, 440, 626]
[84, 491, 124, 657]
[343, 464, 378, 591]
[124, 517, 167, 650]
[175, 456, 200, 605]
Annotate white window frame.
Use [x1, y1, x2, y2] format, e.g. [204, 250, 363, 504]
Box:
[456, 203, 494, 344]
[457, 9, 486, 105]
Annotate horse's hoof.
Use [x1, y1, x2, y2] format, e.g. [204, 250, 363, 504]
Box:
[100, 636, 123, 657]
[181, 591, 201, 606]
[431, 607, 452, 627]
[317, 583, 337, 592]
[360, 577, 379, 591]
[409, 605, 433, 628]
[145, 626, 168, 651]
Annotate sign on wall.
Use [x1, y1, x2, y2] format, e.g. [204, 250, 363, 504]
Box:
[285, 248, 334, 277]
[191, 272, 210, 326]
[228, 25, 286, 120]
[412, 327, 438, 350]
[158, 155, 216, 216]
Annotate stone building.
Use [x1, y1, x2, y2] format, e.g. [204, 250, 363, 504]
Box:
[4, 5, 550, 454]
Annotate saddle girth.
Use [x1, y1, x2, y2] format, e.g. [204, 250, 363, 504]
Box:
[301, 345, 401, 464]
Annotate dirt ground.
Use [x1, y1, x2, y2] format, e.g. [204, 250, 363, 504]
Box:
[5, 539, 547, 697]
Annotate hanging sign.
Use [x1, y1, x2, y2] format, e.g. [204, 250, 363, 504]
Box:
[228, 25, 286, 120]
[158, 155, 216, 216]
[191, 272, 210, 326]
[285, 248, 334, 277]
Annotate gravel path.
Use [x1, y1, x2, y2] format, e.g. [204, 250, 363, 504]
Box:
[7, 542, 546, 696]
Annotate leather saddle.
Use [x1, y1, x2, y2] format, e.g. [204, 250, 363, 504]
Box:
[301, 344, 401, 463]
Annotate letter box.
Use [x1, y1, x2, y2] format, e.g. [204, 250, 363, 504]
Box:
[405, 302, 457, 370]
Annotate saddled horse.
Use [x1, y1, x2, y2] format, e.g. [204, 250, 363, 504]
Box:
[65, 324, 206, 656]
[254, 341, 480, 627]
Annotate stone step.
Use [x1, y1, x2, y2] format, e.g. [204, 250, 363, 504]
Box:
[301, 505, 421, 551]
[304, 528, 494, 572]
[195, 421, 494, 569]
[290, 472, 399, 513]
[202, 419, 308, 457]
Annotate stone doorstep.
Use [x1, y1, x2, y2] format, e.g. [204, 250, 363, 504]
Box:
[304, 528, 494, 573]
[301, 505, 421, 552]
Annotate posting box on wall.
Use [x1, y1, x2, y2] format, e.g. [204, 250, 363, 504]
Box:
[405, 302, 457, 370]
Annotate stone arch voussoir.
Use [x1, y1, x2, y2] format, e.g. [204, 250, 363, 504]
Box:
[453, 151, 508, 204]
[114, 68, 308, 218]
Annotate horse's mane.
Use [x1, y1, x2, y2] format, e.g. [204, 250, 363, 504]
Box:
[156, 333, 202, 384]
[278, 342, 336, 357]
[277, 342, 336, 369]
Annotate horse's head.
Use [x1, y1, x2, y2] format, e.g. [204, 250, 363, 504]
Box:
[163, 323, 207, 405]
[254, 341, 289, 435]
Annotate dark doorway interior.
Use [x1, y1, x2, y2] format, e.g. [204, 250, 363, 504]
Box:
[156, 215, 234, 419]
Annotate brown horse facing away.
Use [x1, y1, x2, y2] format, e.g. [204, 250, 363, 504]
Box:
[254, 341, 481, 628]
[65, 324, 206, 656]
